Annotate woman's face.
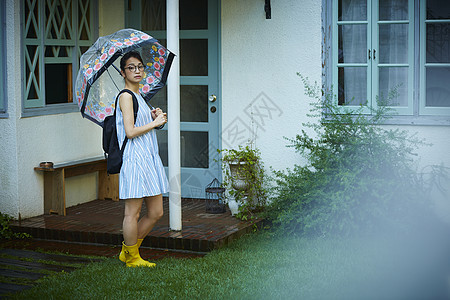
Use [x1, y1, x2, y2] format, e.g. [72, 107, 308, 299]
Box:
[122, 57, 144, 84]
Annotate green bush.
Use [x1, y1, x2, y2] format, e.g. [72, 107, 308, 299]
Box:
[266, 75, 442, 237]
[0, 212, 30, 240]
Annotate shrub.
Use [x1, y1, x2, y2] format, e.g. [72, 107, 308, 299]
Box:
[0, 212, 30, 240]
[266, 75, 442, 237]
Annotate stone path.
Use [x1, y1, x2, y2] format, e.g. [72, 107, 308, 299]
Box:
[0, 239, 205, 298]
[0, 247, 101, 298]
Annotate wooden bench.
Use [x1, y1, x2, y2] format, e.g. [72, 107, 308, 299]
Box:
[34, 156, 119, 216]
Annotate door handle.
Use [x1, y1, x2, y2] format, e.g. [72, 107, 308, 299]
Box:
[209, 94, 217, 102]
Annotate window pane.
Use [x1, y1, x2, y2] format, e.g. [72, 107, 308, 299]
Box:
[338, 25, 367, 63]
[181, 131, 209, 168]
[338, 67, 367, 105]
[180, 0, 208, 30]
[45, 64, 72, 104]
[142, 0, 208, 31]
[426, 67, 450, 107]
[44, 46, 71, 58]
[379, 24, 408, 64]
[78, 0, 92, 40]
[180, 39, 208, 76]
[426, 23, 450, 63]
[25, 0, 39, 39]
[156, 130, 210, 168]
[338, 0, 367, 21]
[44, 0, 73, 40]
[379, 67, 408, 106]
[155, 130, 168, 166]
[25, 45, 40, 100]
[181, 85, 208, 122]
[379, 0, 408, 21]
[142, 0, 166, 31]
[427, 0, 450, 20]
[149, 85, 167, 113]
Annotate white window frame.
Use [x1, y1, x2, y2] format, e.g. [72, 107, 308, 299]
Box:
[323, 0, 450, 126]
[419, 0, 450, 116]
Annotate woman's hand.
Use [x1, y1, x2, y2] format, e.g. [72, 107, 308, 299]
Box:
[152, 107, 163, 117]
[120, 94, 165, 139]
[153, 113, 167, 127]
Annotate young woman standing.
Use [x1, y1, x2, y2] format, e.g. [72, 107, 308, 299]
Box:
[116, 51, 168, 267]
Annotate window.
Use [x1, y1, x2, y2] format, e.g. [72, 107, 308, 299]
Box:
[326, 0, 450, 123]
[420, 0, 450, 115]
[22, 0, 96, 114]
[0, 0, 6, 116]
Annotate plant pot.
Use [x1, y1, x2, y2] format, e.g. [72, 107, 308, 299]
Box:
[228, 162, 250, 192]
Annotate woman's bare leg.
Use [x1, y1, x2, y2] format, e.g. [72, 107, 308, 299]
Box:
[137, 194, 164, 239]
[123, 198, 143, 246]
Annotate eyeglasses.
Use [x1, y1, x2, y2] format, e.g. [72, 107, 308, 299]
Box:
[125, 64, 145, 72]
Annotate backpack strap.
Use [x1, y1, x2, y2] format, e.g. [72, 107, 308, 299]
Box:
[114, 89, 139, 152]
[115, 89, 138, 122]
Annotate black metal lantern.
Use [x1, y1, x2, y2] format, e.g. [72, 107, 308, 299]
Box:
[205, 178, 226, 214]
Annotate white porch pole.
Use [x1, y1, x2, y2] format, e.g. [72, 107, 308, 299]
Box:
[167, 0, 182, 231]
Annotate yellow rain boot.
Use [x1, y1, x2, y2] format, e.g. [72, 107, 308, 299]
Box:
[122, 241, 156, 268]
[119, 238, 143, 263]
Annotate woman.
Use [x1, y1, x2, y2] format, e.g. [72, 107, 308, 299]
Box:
[116, 51, 168, 267]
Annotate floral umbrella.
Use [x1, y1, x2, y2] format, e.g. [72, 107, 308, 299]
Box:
[75, 28, 175, 126]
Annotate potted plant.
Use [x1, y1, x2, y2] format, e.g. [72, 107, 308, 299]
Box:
[220, 144, 267, 220]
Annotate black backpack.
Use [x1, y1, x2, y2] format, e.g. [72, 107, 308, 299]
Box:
[102, 89, 139, 174]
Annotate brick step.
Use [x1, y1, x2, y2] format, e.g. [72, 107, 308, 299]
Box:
[11, 199, 263, 252]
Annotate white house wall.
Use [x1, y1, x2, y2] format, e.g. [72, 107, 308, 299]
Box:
[400, 125, 450, 220]
[221, 0, 322, 172]
[1, 0, 24, 218]
[221, 0, 450, 219]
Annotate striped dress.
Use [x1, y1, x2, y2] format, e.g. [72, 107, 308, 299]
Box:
[116, 91, 169, 199]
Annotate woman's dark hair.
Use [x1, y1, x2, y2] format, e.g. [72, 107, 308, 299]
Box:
[120, 51, 144, 72]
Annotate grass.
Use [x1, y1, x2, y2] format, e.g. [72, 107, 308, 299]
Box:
[9, 228, 450, 300]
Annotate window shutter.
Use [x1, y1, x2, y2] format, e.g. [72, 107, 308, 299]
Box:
[23, 0, 44, 108]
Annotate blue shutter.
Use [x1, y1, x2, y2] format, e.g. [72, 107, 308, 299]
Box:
[23, 0, 44, 108]
[23, 0, 96, 109]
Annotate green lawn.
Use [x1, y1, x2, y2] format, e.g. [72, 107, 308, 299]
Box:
[11, 229, 450, 300]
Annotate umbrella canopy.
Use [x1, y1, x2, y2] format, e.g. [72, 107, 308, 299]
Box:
[75, 28, 174, 126]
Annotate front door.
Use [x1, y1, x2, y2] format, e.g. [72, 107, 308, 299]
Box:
[126, 0, 221, 198]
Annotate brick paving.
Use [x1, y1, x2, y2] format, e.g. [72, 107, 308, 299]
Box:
[10, 198, 263, 252]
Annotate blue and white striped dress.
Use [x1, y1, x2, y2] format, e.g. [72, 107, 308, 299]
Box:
[116, 92, 169, 199]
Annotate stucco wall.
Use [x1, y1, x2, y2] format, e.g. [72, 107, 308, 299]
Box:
[0, 1, 20, 218]
[221, 0, 449, 218]
[221, 0, 322, 172]
[401, 125, 450, 220]
[0, 0, 126, 219]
